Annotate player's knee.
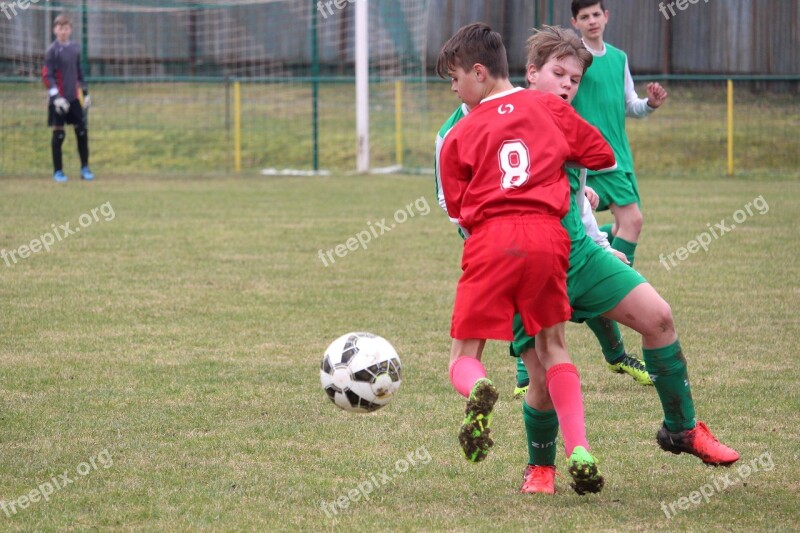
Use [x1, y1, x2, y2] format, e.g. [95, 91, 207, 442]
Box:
[645, 298, 674, 337]
[75, 125, 87, 137]
[52, 130, 66, 147]
[527, 372, 550, 406]
[535, 328, 566, 355]
[620, 207, 643, 234]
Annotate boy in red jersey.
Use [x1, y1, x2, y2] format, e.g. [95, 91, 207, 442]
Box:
[436, 23, 615, 495]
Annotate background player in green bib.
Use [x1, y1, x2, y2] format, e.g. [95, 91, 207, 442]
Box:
[569, 0, 668, 376]
[570, 0, 667, 260]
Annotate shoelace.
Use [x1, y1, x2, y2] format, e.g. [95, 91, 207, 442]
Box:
[693, 422, 727, 457]
[623, 355, 647, 371]
[523, 466, 556, 486]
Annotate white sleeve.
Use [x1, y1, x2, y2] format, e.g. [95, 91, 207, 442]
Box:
[582, 199, 611, 250]
[624, 57, 654, 118]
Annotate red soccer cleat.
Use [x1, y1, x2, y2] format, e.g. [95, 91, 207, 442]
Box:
[520, 464, 556, 494]
[657, 421, 740, 466]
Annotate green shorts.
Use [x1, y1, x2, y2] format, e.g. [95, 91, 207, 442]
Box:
[510, 240, 646, 356]
[586, 170, 641, 211]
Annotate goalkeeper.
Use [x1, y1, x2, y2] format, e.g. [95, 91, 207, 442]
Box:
[42, 14, 94, 182]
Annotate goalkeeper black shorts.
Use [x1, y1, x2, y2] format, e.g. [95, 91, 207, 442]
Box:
[47, 99, 85, 127]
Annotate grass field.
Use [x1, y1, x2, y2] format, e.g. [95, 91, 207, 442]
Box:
[1, 171, 798, 531]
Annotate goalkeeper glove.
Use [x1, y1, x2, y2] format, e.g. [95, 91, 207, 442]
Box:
[51, 95, 70, 115]
[83, 94, 91, 110]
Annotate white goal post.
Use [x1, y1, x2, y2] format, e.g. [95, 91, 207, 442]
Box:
[356, 0, 370, 173]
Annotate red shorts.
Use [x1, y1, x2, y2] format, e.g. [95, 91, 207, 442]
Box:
[451, 215, 571, 340]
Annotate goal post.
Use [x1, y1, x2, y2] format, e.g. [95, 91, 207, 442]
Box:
[355, 0, 369, 173]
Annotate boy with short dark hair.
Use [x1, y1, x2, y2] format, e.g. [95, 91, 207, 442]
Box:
[43, 14, 94, 182]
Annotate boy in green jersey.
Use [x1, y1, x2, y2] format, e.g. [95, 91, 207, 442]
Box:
[519, 25, 738, 494]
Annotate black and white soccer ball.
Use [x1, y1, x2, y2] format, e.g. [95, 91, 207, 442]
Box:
[320, 332, 402, 413]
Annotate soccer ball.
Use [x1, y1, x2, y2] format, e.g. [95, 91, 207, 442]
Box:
[320, 332, 402, 413]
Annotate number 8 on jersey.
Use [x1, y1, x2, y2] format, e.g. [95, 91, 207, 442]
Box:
[499, 139, 531, 189]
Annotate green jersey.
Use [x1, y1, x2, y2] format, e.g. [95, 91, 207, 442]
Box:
[572, 43, 635, 174]
[435, 104, 468, 221]
[562, 169, 596, 271]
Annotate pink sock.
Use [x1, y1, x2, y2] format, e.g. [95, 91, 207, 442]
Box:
[449, 356, 487, 398]
[546, 363, 589, 456]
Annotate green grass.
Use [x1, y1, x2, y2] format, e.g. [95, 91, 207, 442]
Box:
[0, 173, 798, 531]
[2, 81, 798, 177]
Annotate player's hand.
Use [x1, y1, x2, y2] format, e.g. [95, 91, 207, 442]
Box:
[83, 95, 91, 110]
[611, 249, 630, 264]
[584, 186, 599, 210]
[646, 83, 668, 108]
[52, 96, 70, 115]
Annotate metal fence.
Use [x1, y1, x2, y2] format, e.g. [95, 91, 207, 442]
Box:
[0, 1, 797, 177]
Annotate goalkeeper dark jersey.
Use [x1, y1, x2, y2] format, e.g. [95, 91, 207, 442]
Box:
[42, 40, 86, 102]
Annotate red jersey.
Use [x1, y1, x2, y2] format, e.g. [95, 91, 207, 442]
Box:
[438, 88, 615, 232]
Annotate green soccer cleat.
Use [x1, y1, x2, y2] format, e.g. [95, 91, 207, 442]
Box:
[459, 378, 499, 462]
[567, 446, 604, 495]
[513, 378, 530, 399]
[607, 353, 653, 386]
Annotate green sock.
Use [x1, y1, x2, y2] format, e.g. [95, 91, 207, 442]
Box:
[642, 340, 696, 432]
[515, 356, 529, 387]
[611, 235, 637, 266]
[522, 401, 559, 466]
[584, 316, 626, 364]
[599, 223, 614, 245]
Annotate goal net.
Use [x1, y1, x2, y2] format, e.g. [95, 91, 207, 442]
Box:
[0, 0, 430, 176]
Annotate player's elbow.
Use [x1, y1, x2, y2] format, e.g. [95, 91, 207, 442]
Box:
[597, 154, 616, 171]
